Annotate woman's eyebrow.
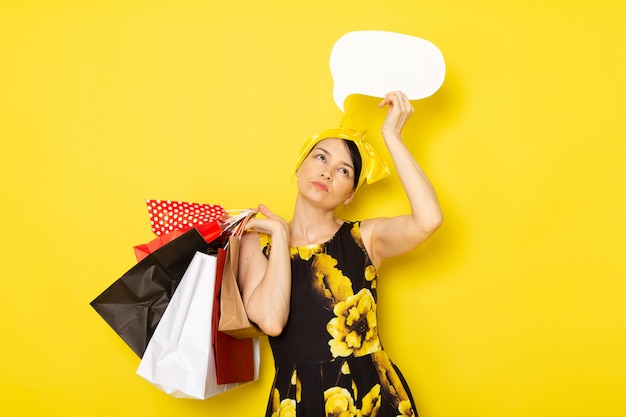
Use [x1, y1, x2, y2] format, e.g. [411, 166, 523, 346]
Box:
[315, 146, 355, 171]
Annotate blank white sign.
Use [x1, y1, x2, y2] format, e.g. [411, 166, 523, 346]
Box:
[330, 30, 446, 111]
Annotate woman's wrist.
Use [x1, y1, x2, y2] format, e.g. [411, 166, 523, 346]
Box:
[269, 224, 290, 246]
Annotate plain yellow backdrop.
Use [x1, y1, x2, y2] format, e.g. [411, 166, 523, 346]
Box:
[1, 1, 625, 416]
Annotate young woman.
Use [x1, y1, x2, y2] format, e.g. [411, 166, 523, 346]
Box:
[238, 91, 443, 416]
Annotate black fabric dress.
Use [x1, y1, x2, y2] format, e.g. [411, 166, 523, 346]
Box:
[260, 221, 418, 417]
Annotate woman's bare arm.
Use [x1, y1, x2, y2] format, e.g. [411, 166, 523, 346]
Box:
[361, 91, 443, 267]
[237, 205, 291, 336]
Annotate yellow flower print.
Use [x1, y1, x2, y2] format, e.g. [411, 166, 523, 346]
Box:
[324, 387, 357, 417]
[290, 369, 302, 403]
[397, 400, 415, 417]
[290, 244, 324, 261]
[364, 265, 376, 282]
[358, 384, 382, 417]
[339, 361, 359, 402]
[271, 388, 296, 417]
[364, 265, 377, 289]
[312, 253, 354, 306]
[341, 361, 351, 375]
[350, 223, 365, 250]
[273, 398, 296, 417]
[350, 223, 378, 289]
[327, 288, 380, 358]
[371, 351, 415, 416]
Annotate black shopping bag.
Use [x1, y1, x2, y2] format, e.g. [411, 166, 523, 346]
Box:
[90, 228, 212, 357]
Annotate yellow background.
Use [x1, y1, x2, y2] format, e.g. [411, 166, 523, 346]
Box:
[1, 1, 625, 416]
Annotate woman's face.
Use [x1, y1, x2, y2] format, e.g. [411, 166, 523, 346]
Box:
[296, 138, 356, 208]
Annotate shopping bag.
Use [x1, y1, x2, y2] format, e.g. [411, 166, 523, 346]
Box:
[133, 221, 222, 262]
[133, 230, 187, 262]
[90, 228, 211, 357]
[134, 199, 226, 262]
[136, 251, 259, 399]
[213, 247, 258, 384]
[218, 235, 265, 339]
[145, 199, 226, 236]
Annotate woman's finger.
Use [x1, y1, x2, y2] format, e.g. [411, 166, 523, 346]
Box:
[257, 204, 276, 219]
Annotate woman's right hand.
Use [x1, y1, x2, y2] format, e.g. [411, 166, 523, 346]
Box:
[244, 204, 289, 239]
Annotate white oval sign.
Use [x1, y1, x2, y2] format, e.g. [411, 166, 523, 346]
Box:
[330, 30, 446, 111]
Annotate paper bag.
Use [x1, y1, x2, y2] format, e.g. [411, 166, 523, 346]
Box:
[218, 235, 265, 339]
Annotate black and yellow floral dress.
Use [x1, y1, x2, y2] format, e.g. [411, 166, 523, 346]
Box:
[260, 221, 418, 417]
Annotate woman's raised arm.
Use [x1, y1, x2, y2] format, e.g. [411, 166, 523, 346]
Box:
[361, 91, 443, 267]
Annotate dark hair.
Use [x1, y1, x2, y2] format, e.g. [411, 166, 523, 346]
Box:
[343, 139, 362, 190]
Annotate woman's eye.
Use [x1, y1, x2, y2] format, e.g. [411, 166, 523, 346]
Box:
[316, 154, 326, 162]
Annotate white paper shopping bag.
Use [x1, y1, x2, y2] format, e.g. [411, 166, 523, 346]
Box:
[136, 251, 257, 399]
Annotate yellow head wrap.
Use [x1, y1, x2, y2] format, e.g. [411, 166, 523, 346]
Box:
[295, 127, 390, 189]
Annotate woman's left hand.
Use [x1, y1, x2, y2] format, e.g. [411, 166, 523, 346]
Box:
[378, 90, 414, 140]
[362, 90, 442, 268]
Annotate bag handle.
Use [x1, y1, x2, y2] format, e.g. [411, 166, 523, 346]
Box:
[220, 209, 257, 247]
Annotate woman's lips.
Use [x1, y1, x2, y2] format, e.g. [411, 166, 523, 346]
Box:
[312, 181, 328, 192]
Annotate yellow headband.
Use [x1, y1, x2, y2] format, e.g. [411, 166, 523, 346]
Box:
[295, 127, 390, 189]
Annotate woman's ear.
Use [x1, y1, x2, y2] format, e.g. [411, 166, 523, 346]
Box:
[343, 190, 355, 206]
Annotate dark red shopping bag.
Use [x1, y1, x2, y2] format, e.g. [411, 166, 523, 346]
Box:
[212, 247, 255, 384]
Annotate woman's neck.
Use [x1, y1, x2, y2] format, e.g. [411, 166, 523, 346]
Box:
[289, 198, 343, 246]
